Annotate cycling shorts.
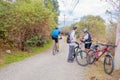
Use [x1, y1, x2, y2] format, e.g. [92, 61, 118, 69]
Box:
[85, 43, 92, 49]
[52, 36, 58, 43]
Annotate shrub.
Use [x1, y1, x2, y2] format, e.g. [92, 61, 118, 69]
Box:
[0, 0, 59, 50]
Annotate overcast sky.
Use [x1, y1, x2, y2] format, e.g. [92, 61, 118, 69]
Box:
[57, 0, 110, 27]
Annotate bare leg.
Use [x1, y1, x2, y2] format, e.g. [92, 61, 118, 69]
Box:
[85, 48, 89, 53]
[56, 43, 59, 51]
[52, 40, 55, 45]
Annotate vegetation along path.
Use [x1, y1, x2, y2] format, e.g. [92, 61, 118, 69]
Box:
[0, 39, 87, 80]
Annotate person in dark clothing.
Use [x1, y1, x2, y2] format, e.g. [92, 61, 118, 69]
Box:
[81, 28, 92, 52]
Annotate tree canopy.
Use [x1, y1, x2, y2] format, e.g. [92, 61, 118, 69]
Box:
[62, 15, 106, 41]
[0, 0, 59, 50]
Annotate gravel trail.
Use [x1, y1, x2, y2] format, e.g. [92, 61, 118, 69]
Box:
[0, 39, 87, 80]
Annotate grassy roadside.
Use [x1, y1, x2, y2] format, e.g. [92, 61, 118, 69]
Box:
[86, 61, 110, 80]
[0, 41, 52, 68]
[86, 61, 120, 80]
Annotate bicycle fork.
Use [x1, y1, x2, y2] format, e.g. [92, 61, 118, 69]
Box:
[95, 50, 99, 60]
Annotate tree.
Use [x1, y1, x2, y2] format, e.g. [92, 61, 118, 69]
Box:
[0, 0, 59, 50]
[44, 0, 59, 25]
[104, 0, 120, 70]
[3, 0, 16, 2]
[75, 15, 106, 40]
[115, 0, 120, 70]
[61, 26, 71, 35]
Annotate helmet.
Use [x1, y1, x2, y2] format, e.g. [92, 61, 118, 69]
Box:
[83, 28, 88, 33]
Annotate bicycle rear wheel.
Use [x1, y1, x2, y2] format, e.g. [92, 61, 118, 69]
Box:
[104, 54, 114, 75]
[52, 44, 57, 55]
[88, 50, 96, 64]
[76, 50, 88, 66]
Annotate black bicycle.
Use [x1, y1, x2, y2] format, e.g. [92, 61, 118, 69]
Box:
[52, 37, 62, 55]
[52, 43, 57, 55]
[74, 42, 89, 66]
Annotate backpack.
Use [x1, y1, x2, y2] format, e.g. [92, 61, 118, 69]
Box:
[85, 32, 92, 42]
[66, 32, 71, 44]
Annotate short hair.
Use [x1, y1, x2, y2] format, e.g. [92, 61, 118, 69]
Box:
[55, 27, 58, 29]
[73, 26, 77, 30]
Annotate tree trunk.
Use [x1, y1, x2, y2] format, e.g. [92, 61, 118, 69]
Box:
[115, 0, 120, 69]
[115, 25, 120, 70]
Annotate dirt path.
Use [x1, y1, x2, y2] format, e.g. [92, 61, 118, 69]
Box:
[0, 39, 87, 80]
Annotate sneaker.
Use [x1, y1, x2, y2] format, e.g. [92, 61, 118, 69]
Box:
[67, 60, 73, 63]
[57, 50, 59, 52]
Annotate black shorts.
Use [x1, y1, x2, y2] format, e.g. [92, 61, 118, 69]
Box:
[52, 36, 58, 43]
[85, 43, 92, 49]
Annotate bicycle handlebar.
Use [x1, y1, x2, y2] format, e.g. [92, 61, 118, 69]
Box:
[75, 42, 79, 46]
[98, 43, 117, 48]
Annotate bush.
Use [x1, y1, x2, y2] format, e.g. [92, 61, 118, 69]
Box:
[0, 0, 59, 51]
[25, 36, 46, 47]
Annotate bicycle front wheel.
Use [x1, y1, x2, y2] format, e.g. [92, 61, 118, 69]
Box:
[76, 50, 88, 66]
[87, 49, 96, 64]
[104, 54, 114, 75]
[73, 47, 81, 59]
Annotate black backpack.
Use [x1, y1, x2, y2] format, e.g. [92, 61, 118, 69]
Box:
[85, 32, 92, 42]
[66, 32, 71, 44]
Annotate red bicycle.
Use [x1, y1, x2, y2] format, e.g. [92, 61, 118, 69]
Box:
[88, 43, 117, 75]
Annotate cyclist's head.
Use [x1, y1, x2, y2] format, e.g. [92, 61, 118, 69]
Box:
[73, 26, 77, 30]
[55, 27, 58, 29]
[83, 28, 88, 33]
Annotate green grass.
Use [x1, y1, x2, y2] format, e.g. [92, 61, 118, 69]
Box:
[0, 41, 52, 68]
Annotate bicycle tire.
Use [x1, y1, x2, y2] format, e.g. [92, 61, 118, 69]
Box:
[73, 47, 81, 59]
[104, 54, 114, 75]
[88, 49, 96, 64]
[76, 50, 88, 66]
[52, 44, 57, 55]
[74, 46, 80, 53]
[52, 49, 56, 55]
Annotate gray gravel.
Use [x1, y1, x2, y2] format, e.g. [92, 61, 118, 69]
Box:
[0, 39, 87, 80]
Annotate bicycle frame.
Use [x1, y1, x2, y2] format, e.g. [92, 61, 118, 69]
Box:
[52, 43, 57, 55]
[95, 46, 109, 60]
[89, 43, 116, 74]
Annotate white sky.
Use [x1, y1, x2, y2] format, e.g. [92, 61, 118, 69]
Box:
[57, 0, 110, 27]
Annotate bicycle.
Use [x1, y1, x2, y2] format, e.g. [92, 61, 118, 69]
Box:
[52, 37, 62, 55]
[88, 43, 117, 74]
[74, 42, 89, 66]
[52, 43, 57, 55]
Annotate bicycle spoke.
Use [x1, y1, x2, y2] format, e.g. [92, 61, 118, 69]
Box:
[52, 44, 57, 55]
[76, 51, 88, 66]
[88, 50, 96, 64]
[104, 55, 114, 75]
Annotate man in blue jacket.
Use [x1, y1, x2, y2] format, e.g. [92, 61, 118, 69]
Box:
[51, 27, 60, 52]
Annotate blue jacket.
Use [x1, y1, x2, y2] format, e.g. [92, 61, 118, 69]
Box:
[51, 29, 60, 37]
